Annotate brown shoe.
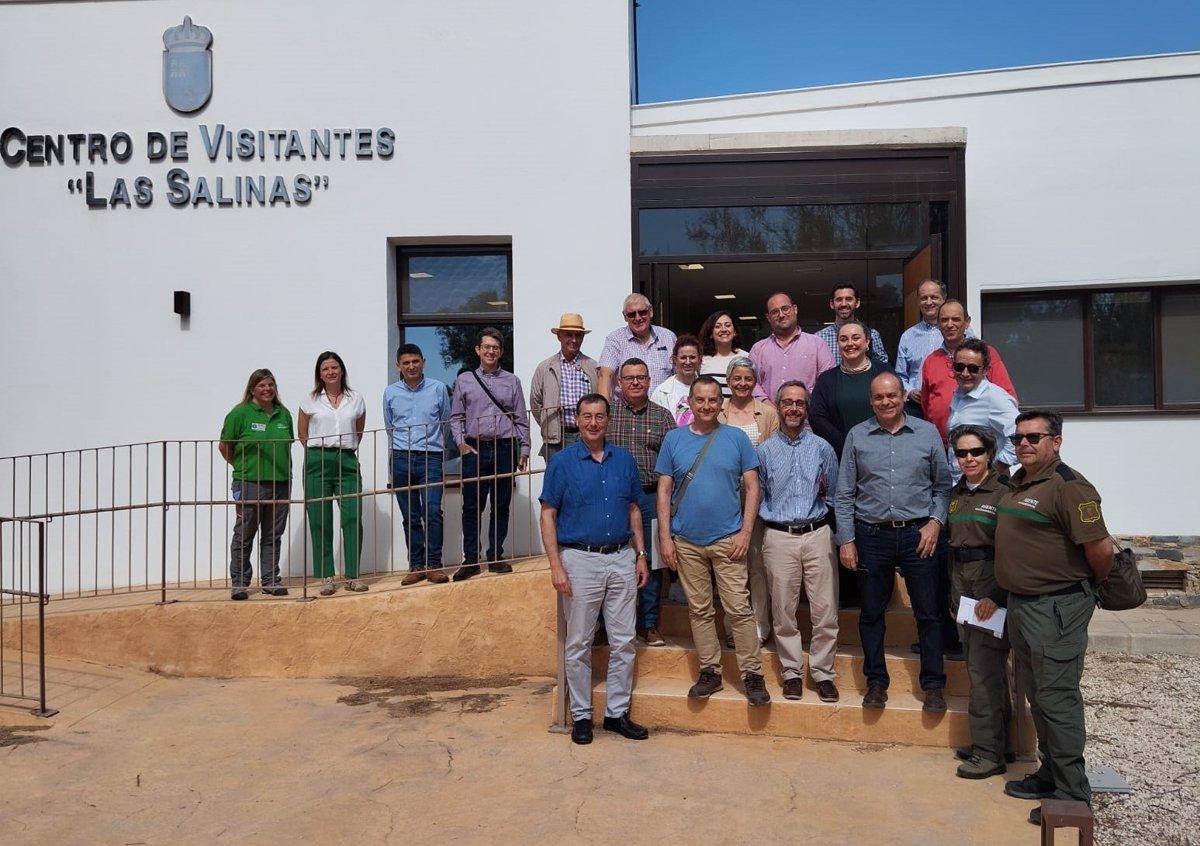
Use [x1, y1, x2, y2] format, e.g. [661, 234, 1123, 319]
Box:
[816, 680, 840, 703]
[401, 571, 426, 586]
[782, 678, 804, 700]
[426, 569, 449, 584]
[923, 688, 947, 713]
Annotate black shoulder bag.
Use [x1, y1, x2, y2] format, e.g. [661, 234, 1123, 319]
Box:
[670, 426, 719, 518]
[1096, 535, 1147, 611]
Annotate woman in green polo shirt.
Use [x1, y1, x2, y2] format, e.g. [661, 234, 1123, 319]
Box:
[219, 368, 295, 601]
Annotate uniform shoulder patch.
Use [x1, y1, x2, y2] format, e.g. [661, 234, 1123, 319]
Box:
[1055, 463, 1077, 482]
[1078, 501, 1101, 523]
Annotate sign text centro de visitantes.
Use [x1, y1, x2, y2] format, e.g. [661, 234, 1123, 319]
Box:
[0, 17, 394, 210]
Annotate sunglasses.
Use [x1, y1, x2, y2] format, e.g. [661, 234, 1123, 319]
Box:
[1008, 432, 1055, 446]
[952, 362, 983, 374]
[624, 309, 650, 319]
[954, 447, 988, 458]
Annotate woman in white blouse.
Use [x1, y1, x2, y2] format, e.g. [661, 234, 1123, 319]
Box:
[298, 351, 367, 595]
[650, 334, 702, 425]
[698, 310, 748, 398]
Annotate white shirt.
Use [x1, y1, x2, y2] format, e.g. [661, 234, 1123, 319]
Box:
[300, 389, 366, 449]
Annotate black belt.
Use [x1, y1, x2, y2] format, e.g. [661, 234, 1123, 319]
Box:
[856, 517, 929, 530]
[563, 426, 580, 433]
[953, 546, 995, 562]
[561, 542, 628, 555]
[642, 484, 657, 493]
[764, 516, 829, 536]
[464, 437, 514, 446]
[1010, 581, 1087, 601]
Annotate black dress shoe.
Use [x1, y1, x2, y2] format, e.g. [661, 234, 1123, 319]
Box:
[488, 561, 513, 574]
[452, 564, 481, 582]
[602, 713, 648, 740]
[261, 585, 289, 597]
[571, 718, 593, 745]
[956, 746, 1017, 764]
[231, 589, 249, 601]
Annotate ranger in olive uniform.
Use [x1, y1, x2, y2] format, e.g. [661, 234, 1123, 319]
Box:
[995, 410, 1113, 826]
[946, 425, 1011, 780]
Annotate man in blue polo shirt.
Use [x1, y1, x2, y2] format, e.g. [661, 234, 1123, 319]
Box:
[541, 392, 650, 746]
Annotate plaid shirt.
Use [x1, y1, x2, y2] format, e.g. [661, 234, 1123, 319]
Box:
[599, 324, 677, 398]
[608, 399, 677, 489]
[815, 324, 890, 367]
[558, 353, 590, 428]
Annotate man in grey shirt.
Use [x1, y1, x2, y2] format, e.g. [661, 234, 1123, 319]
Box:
[834, 372, 952, 713]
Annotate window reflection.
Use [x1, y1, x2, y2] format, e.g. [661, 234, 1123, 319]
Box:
[1161, 290, 1200, 405]
[639, 203, 922, 257]
[984, 297, 1085, 407]
[1091, 292, 1153, 407]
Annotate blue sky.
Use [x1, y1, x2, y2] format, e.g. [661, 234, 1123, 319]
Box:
[634, 0, 1200, 103]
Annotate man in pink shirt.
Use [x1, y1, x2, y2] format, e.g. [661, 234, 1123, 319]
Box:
[920, 300, 1018, 441]
[749, 292, 834, 403]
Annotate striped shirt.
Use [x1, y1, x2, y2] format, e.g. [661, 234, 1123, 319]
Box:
[757, 429, 839, 524]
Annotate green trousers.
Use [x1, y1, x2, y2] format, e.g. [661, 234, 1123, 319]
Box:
[951, 559, 1012, 763]
[1007, 582, 1094, 803]
[304, 448, 362, 579]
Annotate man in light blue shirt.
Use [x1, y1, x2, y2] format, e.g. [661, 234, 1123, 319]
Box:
[947, 339, 1018, 480]
[895, 279, 975, 403]
[757, 380, 841, 703]
[834, 372, 952, 714]
[656, 376, 769, 706]
[383, 344, 452, 583]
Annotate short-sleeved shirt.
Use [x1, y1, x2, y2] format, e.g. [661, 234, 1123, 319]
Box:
[608, 399, 677, 489]
[995, 459, 1109, 595]
[598, 325, 677, 397]
[947, 471, 1008, 550]
[299, 389, 366, 450]
[220, 402, 294, 482]
[655, 424, 759, 546]
[539, 440, 641, 546]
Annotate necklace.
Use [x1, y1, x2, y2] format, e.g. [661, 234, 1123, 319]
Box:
[841, 360, 872, 374]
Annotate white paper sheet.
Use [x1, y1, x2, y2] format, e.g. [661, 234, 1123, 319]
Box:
[956, 596, 1007, 639]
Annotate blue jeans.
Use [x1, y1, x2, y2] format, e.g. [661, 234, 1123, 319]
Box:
[392, 450, 444, 570]
[855, 521, 946, 690]
[461, 438, 516, 563]
[635, 489, 661, 629]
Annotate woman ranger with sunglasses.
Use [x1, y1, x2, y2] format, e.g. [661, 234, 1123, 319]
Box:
[945, 423, 1013, 781]
[944, 338, 1018, 482]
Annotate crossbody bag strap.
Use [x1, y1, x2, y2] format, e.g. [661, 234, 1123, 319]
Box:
[470, 369, 513, 417]
[670, 424, 720, 519]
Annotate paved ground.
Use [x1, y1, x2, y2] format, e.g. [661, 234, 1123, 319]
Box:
[3, 658, 1053, 846]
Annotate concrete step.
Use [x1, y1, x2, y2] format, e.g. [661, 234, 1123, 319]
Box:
[593, 639, 970, 697]
[583, 677, 973, 748]
[656, 602, 924, 648]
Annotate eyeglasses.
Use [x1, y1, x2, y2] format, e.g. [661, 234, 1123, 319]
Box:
[478, 345, 503, 353]
[624, 309, 650, 319]
[1008, 432, 1055, 446]
[620, 374, 650, 383]
[778, 399, 808, 408]
[952, 362, 983, 374]
[954, 447, 988, 458]
[767, 305, 794, 317]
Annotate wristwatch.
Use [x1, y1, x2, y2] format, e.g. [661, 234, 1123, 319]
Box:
[636, 550, 648, 558]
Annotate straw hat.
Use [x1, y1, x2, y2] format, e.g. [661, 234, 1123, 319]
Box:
[551, 313, 591, 335]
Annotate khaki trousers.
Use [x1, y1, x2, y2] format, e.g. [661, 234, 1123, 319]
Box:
[761, 524, 839, 682]
[675, 535, 762, 676]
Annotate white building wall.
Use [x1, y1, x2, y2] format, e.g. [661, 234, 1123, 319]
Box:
[0, 0, 633, 586]
[632, 55, 1200, 533]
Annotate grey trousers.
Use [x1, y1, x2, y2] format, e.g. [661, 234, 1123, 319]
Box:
[230, 480, 290, 588]
[561, 547, 638, 721]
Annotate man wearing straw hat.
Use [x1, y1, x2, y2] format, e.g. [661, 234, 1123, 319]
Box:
[531, 313, 599, 462]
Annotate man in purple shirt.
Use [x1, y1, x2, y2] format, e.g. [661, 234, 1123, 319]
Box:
[749, 292, 835, 402]
[450, 327, 531, 581]
[597, 293, 677, 401]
